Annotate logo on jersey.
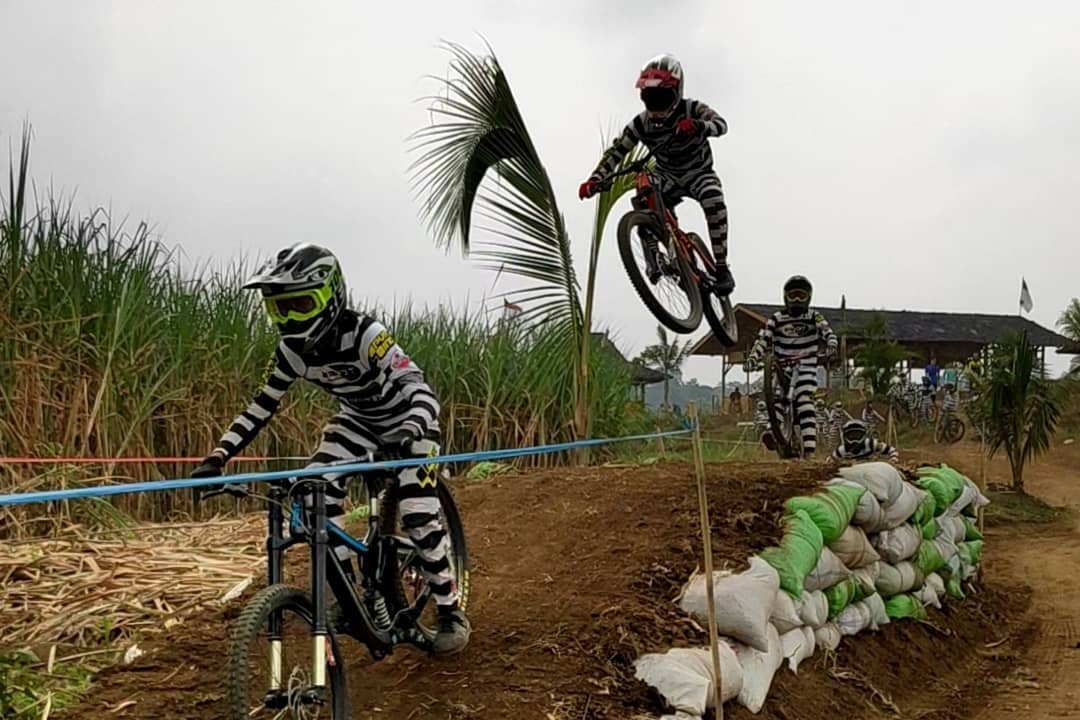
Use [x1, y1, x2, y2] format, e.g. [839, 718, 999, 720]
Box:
[368, 330, 395, 362]
[316, 364, 363, 383]
[389, 351, 411, 370]
[779, 322, 812, 338]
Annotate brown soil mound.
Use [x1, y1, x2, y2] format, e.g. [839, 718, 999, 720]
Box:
[61, 461, 1028, 720]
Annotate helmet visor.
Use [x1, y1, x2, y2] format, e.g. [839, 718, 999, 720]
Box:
[842, 425, 867, 445]
[641, 87, 677, 112]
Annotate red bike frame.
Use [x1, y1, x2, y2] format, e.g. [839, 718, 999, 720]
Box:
[634, 171, 716, 284]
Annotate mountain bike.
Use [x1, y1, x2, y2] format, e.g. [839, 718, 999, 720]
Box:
[202, 449, 470, 719]
[934, 389, 965, 444]
[592, 139, 738, 346]
[754, 350, 830, 459]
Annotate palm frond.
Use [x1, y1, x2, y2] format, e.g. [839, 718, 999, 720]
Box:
[410, 42, 581, 333]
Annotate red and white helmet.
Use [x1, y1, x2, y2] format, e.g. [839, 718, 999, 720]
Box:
[636, 54, 684, 114]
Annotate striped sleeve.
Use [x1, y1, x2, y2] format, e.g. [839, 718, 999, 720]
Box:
[690, 100, 728, 137]
[366, 323, 441, 438]
[590, 120, 641, 181]
[816, 312, 838, 350]
[213, 346, 300, 461]
[749, 316, 778, 361]
[875, 440, 900, 462]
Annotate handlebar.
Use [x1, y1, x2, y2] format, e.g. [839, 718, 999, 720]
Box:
[592, 133, 679, 191]
[197, 447, 410, 502]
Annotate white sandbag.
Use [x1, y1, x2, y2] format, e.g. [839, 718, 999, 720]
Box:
[916, 581, 942, 610]
[836, 601, 873, 636]
[875, 561, 922, 596]
[660, 713, 700, 720]
[635, 646, 744, 715]
[795, 590, 829, 628]
[780, 626, 816, 674]
[872, 524, 923, 563]
[880, 483, 927, 530]
[863, 592, 890, 630]
[678, 556, 779, 652]
[936, 516, 966, 544]
[814, 622, 842, 652]
[770, 590, 803, 635]
[734, 624, 783, 715]
[804, 547, 852, 592]
[964, 477, 991, 512]
[852, 561, 881, 596]
[925, 572, 946, 597]
[838, 462, 905, 504]
[943, 483, 978, 518]
[829, 525, 881, 569]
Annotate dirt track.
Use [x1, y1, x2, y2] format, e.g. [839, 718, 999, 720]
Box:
[59, 446, 1080, 720]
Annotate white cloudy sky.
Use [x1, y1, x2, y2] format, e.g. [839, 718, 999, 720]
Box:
[2, 0, 1077, 378]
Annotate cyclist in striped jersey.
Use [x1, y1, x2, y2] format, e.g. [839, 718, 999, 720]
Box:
[746, 276, 838, 457]
[190, 243, 470, 654]
[832, 419, 900, 463]
[579, 54, 734, 294]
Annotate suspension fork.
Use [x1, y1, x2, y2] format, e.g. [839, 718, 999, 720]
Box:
[266, 485, 286, 690]
[310, 481, 329, 688]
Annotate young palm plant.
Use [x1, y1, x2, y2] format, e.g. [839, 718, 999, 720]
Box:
[635, 326, 692, 409]
[972, 330, 1063, 492]
[409, 42, 645, 444]
[1058, 298, 1080, 376]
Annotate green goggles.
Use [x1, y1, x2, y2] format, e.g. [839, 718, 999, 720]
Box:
[263, 273, 337, 324]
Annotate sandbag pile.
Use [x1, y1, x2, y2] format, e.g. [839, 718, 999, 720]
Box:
[635, 462, 988, 718]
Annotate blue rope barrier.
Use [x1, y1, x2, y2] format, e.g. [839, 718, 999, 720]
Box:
[0, 429, 692, 508]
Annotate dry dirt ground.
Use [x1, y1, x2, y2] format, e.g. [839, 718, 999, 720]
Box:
[56, 443, 1080, 720]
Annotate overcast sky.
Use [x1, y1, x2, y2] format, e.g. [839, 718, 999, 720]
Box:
[2, 0, 1077, 379]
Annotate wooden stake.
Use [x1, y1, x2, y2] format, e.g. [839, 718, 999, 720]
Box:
[688, 402, 724, 718]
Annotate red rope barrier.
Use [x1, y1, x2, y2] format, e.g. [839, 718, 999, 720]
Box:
[0, 456, 306, 464]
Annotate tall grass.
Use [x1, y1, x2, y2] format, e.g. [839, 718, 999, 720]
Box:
[0, 130, 637, 532]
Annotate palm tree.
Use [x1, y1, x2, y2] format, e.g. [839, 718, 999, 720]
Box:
[636, 325, 693, 408]
[409, 42, 644, 445]
[971, 330, 1063, 492]
[853, 312, 912, 399]
[1058, 298, 1080, 375]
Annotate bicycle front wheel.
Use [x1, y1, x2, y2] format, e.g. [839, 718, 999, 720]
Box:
[617, 211, 702, 333]
[762, 357, 797, 459]
[226, 584, 349, 720]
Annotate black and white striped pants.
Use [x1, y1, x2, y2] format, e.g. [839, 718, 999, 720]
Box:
[303, 411, 458, 608]
[658, 169, 729, 263]
[783, 364, 820, 453]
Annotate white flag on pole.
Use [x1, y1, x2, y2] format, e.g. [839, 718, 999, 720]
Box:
[1020, 278, 1033, 313]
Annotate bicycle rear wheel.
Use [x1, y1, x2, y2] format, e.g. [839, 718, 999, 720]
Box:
[617, 211, 702, 333]
[379, 479, 470, 643]
[762, 357, 797, 459]
[226, 584, 349, 720]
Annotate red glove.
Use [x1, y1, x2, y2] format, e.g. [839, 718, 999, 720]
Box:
[578, 178, 600, 200]
[676, 118, 701, 137]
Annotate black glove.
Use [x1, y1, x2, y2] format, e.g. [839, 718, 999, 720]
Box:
[381, 426, 420, 454]
[192, 453, 225, 479]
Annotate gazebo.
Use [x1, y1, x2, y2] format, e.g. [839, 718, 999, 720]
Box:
[691, 303, 1079, 397]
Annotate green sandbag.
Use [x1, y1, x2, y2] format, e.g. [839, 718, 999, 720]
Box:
[921, 518, 937, 541]
[946, 574, 966, 600]
[785, 485, 866, 544]
[917, 476, 956, 516]
[958, 540, 984, 566]
[914, 539, 947, 576]
[912, 493, 937, 528]
[963, 516, 984, 541]
[825, 576, 862, 618]
[760, 509, 825, 598]
[884, 593, 928, 620]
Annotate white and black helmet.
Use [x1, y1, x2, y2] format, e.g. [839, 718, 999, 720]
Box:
[244, 243, 346, 351]
[636, 54, 684, 114]
[842, 419, 869, 448]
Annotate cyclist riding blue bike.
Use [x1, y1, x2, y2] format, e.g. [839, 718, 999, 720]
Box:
[191, 243, 470, 655]
[578, 54, 734, 295]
